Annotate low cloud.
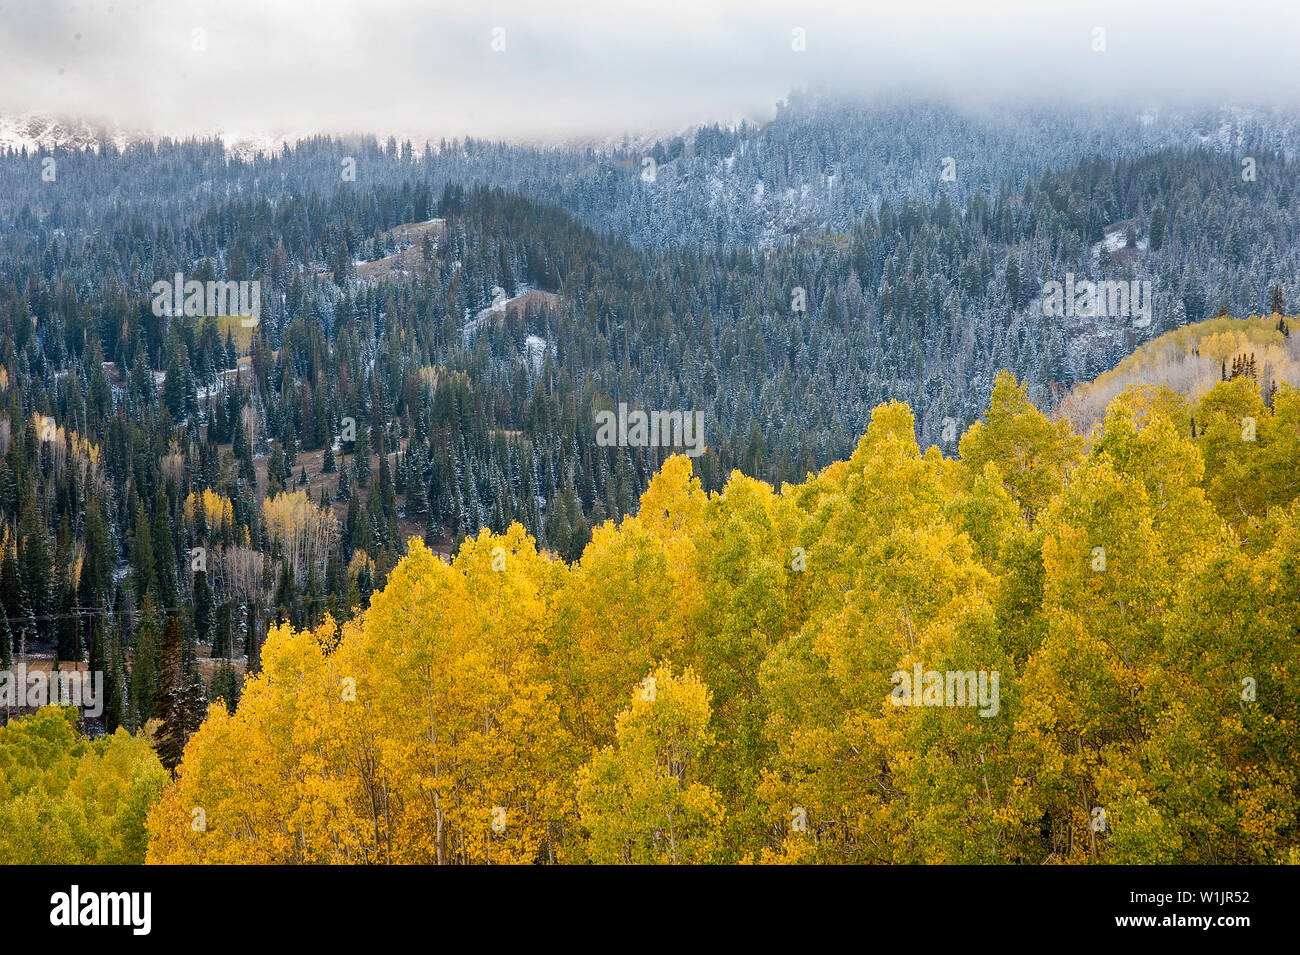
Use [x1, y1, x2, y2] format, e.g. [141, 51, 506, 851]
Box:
[1, 0, 1297, 141]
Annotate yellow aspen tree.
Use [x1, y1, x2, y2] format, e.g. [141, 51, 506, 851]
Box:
[689, 470, 800, 860]
[957, 370, 1084, 521]
[759, 401, 995, 863]
[574, 666, 724, 864]
[552, 519, 679, 747]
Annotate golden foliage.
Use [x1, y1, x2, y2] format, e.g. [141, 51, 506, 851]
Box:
[0, 708, 167, 864]
[184, 488, 235, 535]
[147, 373, 1300, 865]
[1058, 314, 1300, 430]
[261, 490, 339, 583]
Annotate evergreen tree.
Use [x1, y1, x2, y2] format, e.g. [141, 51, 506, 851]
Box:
[105, 623, 128, 734]
[213, 602, 233, 659]
[152, 614, 208, 773]
[192, 568, 214, 646]
[0, 607, 11, 670]
[131, 498, 154, 600]
[129, 592, 161, 731]
[152, 490, 178, 611]
[354, 420, 371, 486]
[18, 492, 53, 645]
[209, 660, 241, 714]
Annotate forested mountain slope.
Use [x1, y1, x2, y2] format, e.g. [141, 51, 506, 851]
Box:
[2, 98, 1300, 799]
[1057, 312, 1297, 429]
[7, 95, 1300, 253]
[141, 368, 1300, 864]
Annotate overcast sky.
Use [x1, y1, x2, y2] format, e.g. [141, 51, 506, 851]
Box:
[1, 0, 1298, 142]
